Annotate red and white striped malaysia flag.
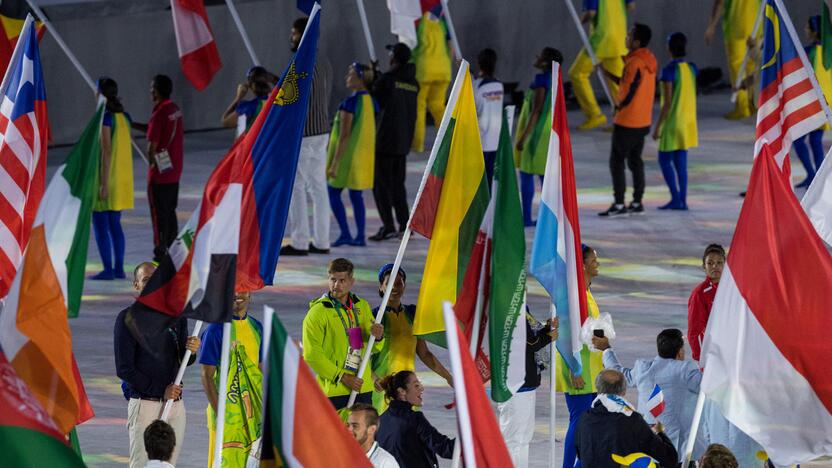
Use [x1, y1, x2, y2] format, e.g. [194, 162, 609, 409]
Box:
[755, 0, 826, 172]
[0, 19, 47, 298]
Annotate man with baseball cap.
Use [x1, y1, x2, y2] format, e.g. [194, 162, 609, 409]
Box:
[371, 263, 452, 412]
[369, 43, 419, 242]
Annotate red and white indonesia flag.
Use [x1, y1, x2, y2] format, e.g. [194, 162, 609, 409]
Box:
[442, 302, 513, 467]
[700, 145, 832, 466]
[170, 0, 222, 90]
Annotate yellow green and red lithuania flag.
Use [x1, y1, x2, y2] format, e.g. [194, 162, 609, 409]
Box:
[0, 347, 85, 467]
[259, 313, 370, 468]
[410, 60, 489, 343]
[0, 102, 101, 435]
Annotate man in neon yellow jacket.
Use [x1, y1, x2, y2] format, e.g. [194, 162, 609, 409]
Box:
[569, 0, 635, 131]
[302, 257, 384, 414]
[705, 0, 762, 119]
[411, 4, 454, 152]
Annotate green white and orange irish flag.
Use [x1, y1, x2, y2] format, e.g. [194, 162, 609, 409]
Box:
[259, 311, 370, 468]
[411, 60, 490, 343]
[0, 102, 101, 434]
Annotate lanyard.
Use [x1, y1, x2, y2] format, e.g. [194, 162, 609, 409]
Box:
[329, 294, 357, 336]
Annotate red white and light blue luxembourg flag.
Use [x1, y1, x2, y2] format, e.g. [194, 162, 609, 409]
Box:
[755, 0, 826, 170]
[646, 384, 665, 418]
[529, 62, 588, 374]
[0, 16, 47, 299]
[700, 145, 832, 466]
[127, 5, 321, 343]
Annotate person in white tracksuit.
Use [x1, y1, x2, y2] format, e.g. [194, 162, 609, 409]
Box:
[497, 311, 558, 467]
[592, 328, 707, 463]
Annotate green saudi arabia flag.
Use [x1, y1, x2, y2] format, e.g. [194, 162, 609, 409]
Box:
[488, 109, 528, 403]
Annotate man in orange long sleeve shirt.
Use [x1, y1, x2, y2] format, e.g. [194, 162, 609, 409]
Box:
[598, 23, 657, 217]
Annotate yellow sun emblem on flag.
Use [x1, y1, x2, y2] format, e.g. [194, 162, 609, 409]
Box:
[274, 62, 308, 106]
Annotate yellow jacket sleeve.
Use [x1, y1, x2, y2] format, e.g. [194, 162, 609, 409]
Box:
[302, 306, 342, 383]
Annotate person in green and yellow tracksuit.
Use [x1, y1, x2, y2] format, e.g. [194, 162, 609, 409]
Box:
[705, 0, 762, 120]
[411, 4, 454, 152]
[515, 47, 562, 227]
[302, 258, 384, 417]
[793, 15, 832, 188]
[556, 244, 605, 468]
[653, 32, 698, 211]
[569, 0, 634, 131]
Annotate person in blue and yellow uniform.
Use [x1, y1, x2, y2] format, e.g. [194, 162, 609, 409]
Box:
[558, 245, 606, 468]
[302, 258, 384, 416]
[569, 0, 634, 130]
[653, 32, 698, 211]
[410, 2, 454, 153]
[220, 66, 276, 136]
[705, 0, 762, 120]
[515, 47, 561, 227]
[371, 264, 452, 414]
[327, 62, 378, 247]
[91, 77, 134, 280]
[199, 291, 263, 468]
[793, 15, 832, 188]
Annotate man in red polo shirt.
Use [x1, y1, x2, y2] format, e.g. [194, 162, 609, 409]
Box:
[134, 75, 184, 262]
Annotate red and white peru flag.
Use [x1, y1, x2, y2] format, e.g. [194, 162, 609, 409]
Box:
[170, 0, 221, 90]
[700, 145, 832, 466]
[442, 302, 513, 468]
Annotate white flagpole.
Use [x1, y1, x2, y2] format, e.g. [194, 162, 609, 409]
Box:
[683, 391, 707, 466]
[25, 0, 149, 164]
[212, 322, 232, 468]
[549, 302, 558, 467]
[354, 0, 377, 62]
[160, 320, 204, 421]
[346, 61, 471, 408]
[562, 0, 615, 112]
[439, 0, 462, 59]
[224, 0, 260, 65]
[730, 0, 765, 103]
[444, 301, 475, 468]
[469, 240, 489, 356]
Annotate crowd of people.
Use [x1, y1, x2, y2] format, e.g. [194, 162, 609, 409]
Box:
[102, 0, 830, 466]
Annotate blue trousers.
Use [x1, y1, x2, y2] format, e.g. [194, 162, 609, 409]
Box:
[483, 151, 497, 187]
[658, 150, 688, 207]
[793, 129, 824, 181]
[328, 187, 365, 240]
[563, 392, 596, 468]
[92, 210, 125, 274]
[520, 171, 544, 225]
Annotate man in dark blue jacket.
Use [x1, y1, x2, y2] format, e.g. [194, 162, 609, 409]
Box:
[114, 262, 199, 468]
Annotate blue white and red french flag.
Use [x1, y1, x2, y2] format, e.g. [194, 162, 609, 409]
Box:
[529, 62, 588, 374]
[0, 16, 47, 299]
[754, 0, 826, 170]
[646, 384, 665, 418]
[127, 4, 321, 342]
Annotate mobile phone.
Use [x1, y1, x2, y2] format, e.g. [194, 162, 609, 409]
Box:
[593, 329, 605, 338]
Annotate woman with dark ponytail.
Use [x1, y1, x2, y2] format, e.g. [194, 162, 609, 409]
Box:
[91, 77, 134, 280]
[375, 370, 455, 468]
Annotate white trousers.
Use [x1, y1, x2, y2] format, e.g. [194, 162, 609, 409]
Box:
[288, 134, 330, 249]
[497, 390, 536, 468]
[127, 399, 186, 468]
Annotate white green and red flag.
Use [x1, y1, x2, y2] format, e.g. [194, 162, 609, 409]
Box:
[0, 102, 100, 434]
[487, 108, 527, 403]
[258, 313, 371, 468]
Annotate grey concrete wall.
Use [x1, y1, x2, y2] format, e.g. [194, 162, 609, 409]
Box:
[40, 0, 815, 145]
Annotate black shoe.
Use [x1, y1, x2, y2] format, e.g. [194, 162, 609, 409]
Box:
[369, 227, 398, 241]
[279, 245, 308, 256]
[308, 243, 329, 254]
[598, 203, 628, 217]
[628, 202, 645, 214]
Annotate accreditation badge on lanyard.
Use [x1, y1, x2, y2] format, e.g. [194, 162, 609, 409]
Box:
[333, 295, 363, 375]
